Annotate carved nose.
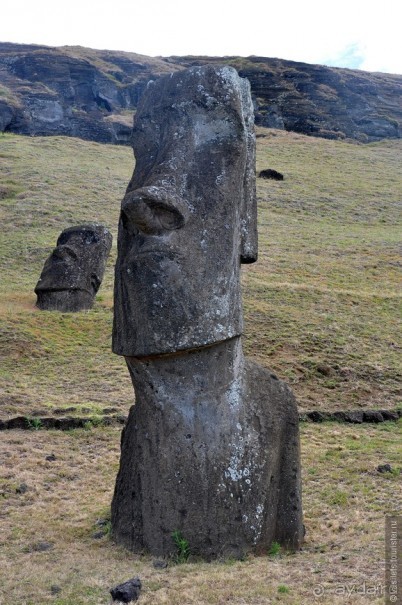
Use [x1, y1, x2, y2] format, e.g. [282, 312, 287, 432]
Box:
[121, 186, 189, 235]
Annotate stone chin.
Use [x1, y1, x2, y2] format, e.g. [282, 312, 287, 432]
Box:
[35, 289, 95, 312]
[112, 248, 243, 357]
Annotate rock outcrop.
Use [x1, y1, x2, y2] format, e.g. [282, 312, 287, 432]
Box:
[0, 43, 401, 144]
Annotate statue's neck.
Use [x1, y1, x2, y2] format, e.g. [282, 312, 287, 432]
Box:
[125, 337, 244, 408]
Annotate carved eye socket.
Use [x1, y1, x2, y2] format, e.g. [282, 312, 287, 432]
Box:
[121, 189, 188, 235]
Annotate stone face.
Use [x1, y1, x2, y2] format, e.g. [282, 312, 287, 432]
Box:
[111, 65, 303, 558]
[113, 65, 257, 357]
[35, 224, 112, 312]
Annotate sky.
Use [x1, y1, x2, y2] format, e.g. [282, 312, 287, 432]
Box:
[1, 0, 401, 74]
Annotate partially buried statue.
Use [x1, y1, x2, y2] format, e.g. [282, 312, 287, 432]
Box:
[112, 65, 303, 559]
[35, 224, 112, 312]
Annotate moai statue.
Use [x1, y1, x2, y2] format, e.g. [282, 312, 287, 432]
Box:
[35, 224, 112, 312]
[112, 65, 303, 559]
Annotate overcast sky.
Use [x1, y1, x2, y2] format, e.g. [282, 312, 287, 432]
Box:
[1, 0, 401, 74]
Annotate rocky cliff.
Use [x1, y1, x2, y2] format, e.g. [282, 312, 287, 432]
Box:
[0, 43, 401, 144]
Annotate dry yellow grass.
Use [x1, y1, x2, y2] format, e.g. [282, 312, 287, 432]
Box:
[0, 422, 400, 604]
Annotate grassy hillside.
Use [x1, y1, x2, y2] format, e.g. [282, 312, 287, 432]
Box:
[0, 129, 400, 416]
[0, 131, 401, 604]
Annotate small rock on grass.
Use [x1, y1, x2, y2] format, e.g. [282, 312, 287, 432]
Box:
[110, 577, 142, 602]
[377, 463, 393, 473]
[50, 585, 61, 595]
[16, 482, 28, 494]
[153, 559, 168, 569]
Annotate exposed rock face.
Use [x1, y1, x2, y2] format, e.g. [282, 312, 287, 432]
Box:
[111, 65, 303, 559]
[0, 43, 401, 143]
[35, 224, 112, 312]
[0, 43, 181, 144]
[173, 56, 402, 142]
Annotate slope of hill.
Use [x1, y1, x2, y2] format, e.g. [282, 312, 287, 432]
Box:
[0, 130, 400, 418]
[0, 42, 401, 144]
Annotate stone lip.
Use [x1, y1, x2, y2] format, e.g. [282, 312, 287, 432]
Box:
[1, 408, 400, 431]
[0, 43, 401, 144]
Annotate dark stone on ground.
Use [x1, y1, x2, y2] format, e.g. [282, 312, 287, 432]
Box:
[377, 464, 393, 473]
[50, 585, 61, 595]
[35, 224, 112, 312]
[45, 453, 56, 461]
[380, 410, 399, 421]
[306, 411, 330, 422]
[16, 482, 28, 494]
[332, 411, 364, 424]
[258, 168, 284, 180]
[7, 416, 30, 429]
[110, 578, 142, 603]
[152, 560, 168, 569]
[92, 530, 107, 539]
[363, 410, 384, 423]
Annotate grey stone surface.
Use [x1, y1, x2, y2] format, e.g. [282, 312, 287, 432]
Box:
[35, 224, 112, 312]
[113, 65, 257, 357]
[111, 65, 303, 558]
[113, 339, 303, 558]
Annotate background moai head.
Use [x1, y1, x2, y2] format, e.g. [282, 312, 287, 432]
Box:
[113, 65, 257, 357]
[35, 224, 112, 312]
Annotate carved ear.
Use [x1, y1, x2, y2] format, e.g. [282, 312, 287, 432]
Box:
[240, 80, 258, 264]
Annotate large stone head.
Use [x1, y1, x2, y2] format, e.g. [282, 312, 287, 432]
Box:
[35, 224, 112, 312]
[113, 65, 257, 357]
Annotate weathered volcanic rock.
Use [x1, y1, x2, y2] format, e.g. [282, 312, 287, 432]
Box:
[113, 341, 303, 558]
[258, 168, 284, 180]
[110, 577, 142, 602]
[35, 224, 112, 312]
[111, 65, 303, 559]
[0, 43, 401, 143]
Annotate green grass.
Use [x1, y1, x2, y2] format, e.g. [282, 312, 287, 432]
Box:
[0, 129, 401, 416]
